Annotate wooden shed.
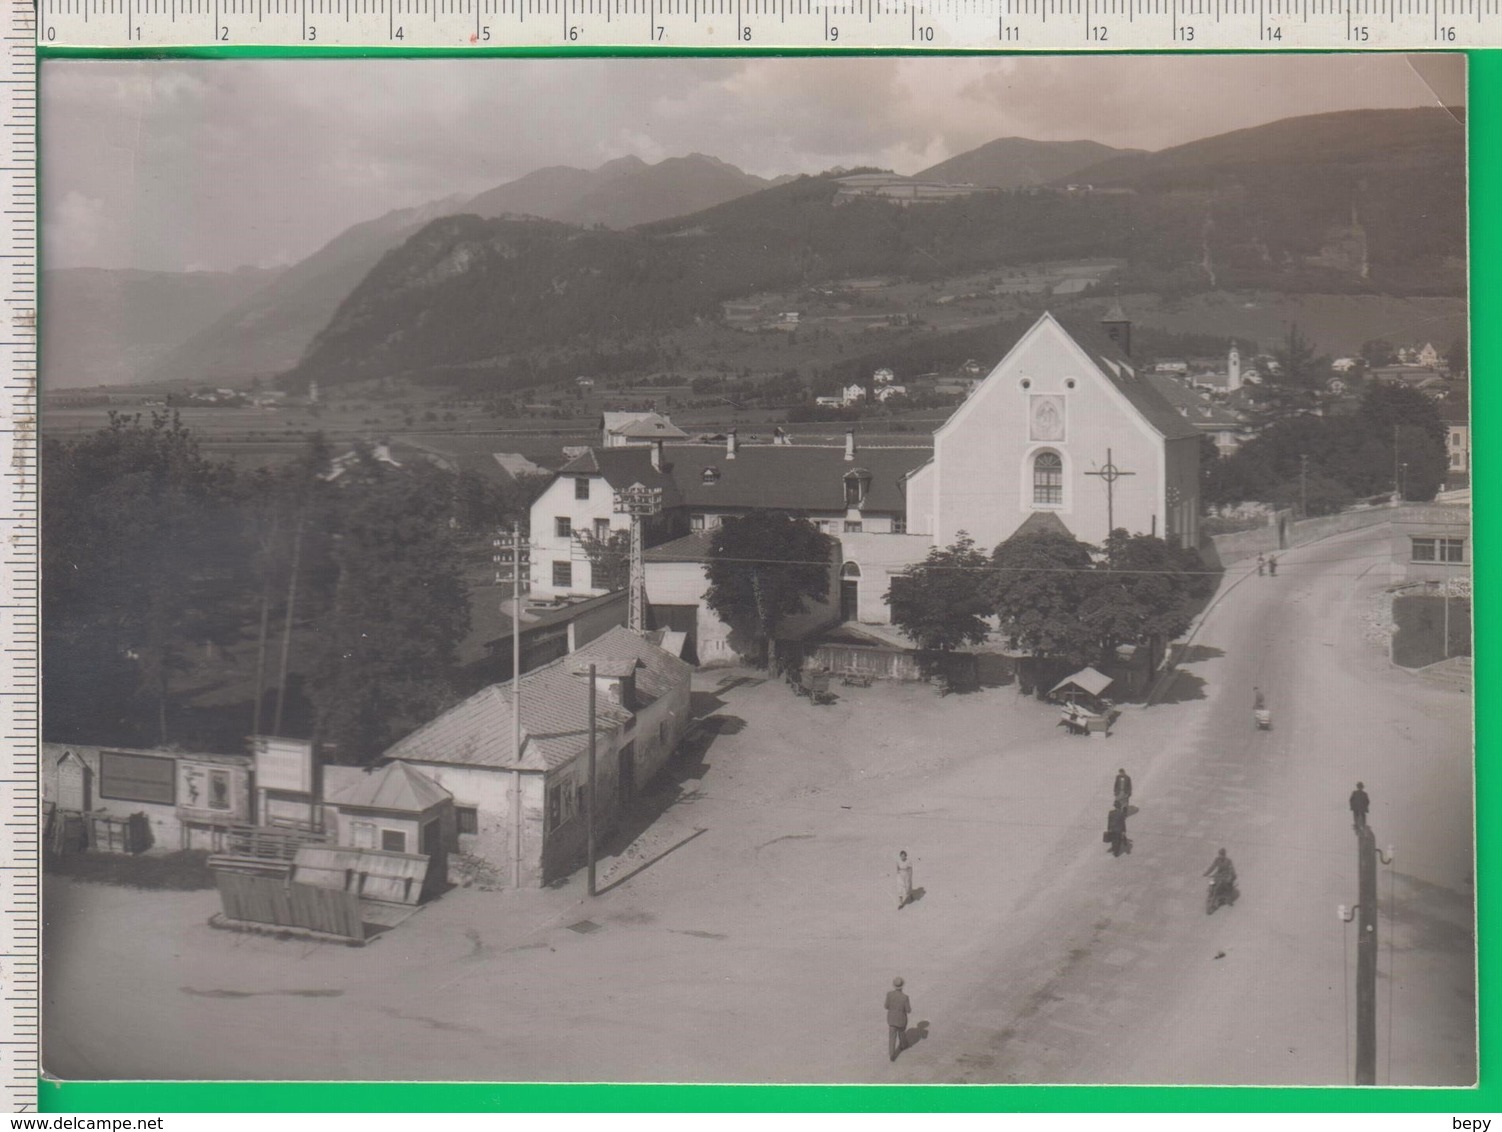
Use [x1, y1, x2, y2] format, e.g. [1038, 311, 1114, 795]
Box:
[321, 761, 453, 898]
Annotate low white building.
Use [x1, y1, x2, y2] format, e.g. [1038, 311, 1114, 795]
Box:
[381, 627, 691, 887]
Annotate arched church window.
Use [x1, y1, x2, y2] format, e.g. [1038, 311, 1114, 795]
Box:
[1033, 451, 1064, 505]
[841, 562, 862, 578]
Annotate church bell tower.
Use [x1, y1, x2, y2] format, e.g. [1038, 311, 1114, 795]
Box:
[1100, 300, 1132, 358]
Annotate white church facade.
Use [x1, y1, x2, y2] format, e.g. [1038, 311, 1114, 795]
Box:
[902, 310, 1202, 555]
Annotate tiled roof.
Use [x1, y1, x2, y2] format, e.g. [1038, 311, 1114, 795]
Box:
[557, 448, 684, 507]
[382, 626, 688, 774]
[324, 760, 452, 813]
[1009, 510, 1074, 540]
[614, 414, 688, 440]
[644, 529, 717, 563]
[669, 443, 929, 514]
[1146, 375, 1244, 427]
[557, 442, 930, 517]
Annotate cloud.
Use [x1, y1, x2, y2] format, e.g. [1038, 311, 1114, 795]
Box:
[40, 54, 1461, 272]
[44, 190, 106, 268]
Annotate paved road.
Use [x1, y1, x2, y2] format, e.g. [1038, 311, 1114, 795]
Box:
[907, 526, 1474, 1086]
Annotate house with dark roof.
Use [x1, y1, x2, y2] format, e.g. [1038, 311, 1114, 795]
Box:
[528, 430, 931, 601]
[379, 626, 691, 887]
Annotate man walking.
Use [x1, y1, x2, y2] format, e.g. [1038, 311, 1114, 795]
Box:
[1113, 768, 1133, 809]
[1349, 782, 1370, 830]
[885, 977, 911, 1062]
[896, 850, 914, 909]
[1256, 553, 1266, 576]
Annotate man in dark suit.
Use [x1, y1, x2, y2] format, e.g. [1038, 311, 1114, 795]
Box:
[1349, 782, 1371, 830]
[1114, 768, 1133, 808]
[885, 977, 911, 1062]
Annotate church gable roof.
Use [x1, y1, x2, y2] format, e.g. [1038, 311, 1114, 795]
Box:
[1044, 314, 1203, 443]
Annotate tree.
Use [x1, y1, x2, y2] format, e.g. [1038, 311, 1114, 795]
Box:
[1361, 338, 1398, 367]
[988, 530, 1098, 665]
[305, 457, 471, 764]
[1272, 323, 1330, 391]
[1080, 531, 1205, 675]
[1447, 337, 1468, 380]
[885, 533, 992, 652]
[703, 511, 835, 668]
[575, 528, 631, 593]
[1359, 383, 1448, 501]
[42, 412, 243, 745]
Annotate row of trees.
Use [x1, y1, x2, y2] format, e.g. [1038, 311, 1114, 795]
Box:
[43, 414, 532, 762]
[692, 511, 1209, 680]
[1204, 383, 1451, 514]
[887, 531, 1213, 677]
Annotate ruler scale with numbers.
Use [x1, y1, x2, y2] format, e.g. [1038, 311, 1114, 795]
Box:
[0, 0, 36, 1114]
[36, 0, 1502, 46]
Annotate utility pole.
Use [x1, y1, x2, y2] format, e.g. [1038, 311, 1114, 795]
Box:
[1393, 424, 1402, 501]
[587, 662, 597, 897]
[613, 484, 664, 631]
[273, 507, 306, 736]
[1084, 448, 1135, 562]
[1355, 825, 1378, 1084]
[1299, 453, 1309, 518]
[493, 524, 530, 888]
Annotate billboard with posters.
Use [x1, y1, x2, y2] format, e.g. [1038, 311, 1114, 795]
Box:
[254, 736, 314, 796]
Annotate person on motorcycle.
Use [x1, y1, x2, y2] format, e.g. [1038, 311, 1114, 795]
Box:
[1204, 848, 1237, 903]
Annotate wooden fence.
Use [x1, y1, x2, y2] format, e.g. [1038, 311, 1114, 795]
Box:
[224, 825, 329, 862]
[214, 870, 364, 942]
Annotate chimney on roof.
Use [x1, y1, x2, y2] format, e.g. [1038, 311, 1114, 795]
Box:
[650, 438, 665, 472]
[727, 429, 738, 460]
[845, 429, 856, 462]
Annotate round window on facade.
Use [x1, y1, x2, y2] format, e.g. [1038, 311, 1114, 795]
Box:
[1020, 378, 1032, 390]
[1065, 378, 1077, 390]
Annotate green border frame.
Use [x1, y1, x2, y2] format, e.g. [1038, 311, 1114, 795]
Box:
[31, 46, 1494, 1114]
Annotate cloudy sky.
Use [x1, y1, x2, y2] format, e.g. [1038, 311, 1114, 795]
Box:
[42, 53, 1463, 274]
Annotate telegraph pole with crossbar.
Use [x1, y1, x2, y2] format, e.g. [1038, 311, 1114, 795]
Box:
[492, 524, 531, 887]
[613, 484, 664, 631]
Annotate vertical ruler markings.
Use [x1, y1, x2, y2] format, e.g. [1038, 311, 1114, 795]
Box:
[0, 0, 36, 1113]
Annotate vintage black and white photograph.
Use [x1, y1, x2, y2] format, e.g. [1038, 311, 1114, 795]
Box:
[38, 54, 1472, 1085]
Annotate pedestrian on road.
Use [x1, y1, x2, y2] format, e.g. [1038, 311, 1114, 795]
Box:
[1106, 802, 1130, 857]
[885, 977, 911, 1062]
[1256, 553, 1266, 576]
[1268, 555, 1279, 576]
[1253, 686, 1266, 712]
[1349, 782, 1370, 830]
[1114, 768, 1133, 809]
[896, 850, 914, 909]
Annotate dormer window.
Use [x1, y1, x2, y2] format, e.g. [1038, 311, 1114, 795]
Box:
[701, 466, 720, 485]
[844, 468, 873, 509]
